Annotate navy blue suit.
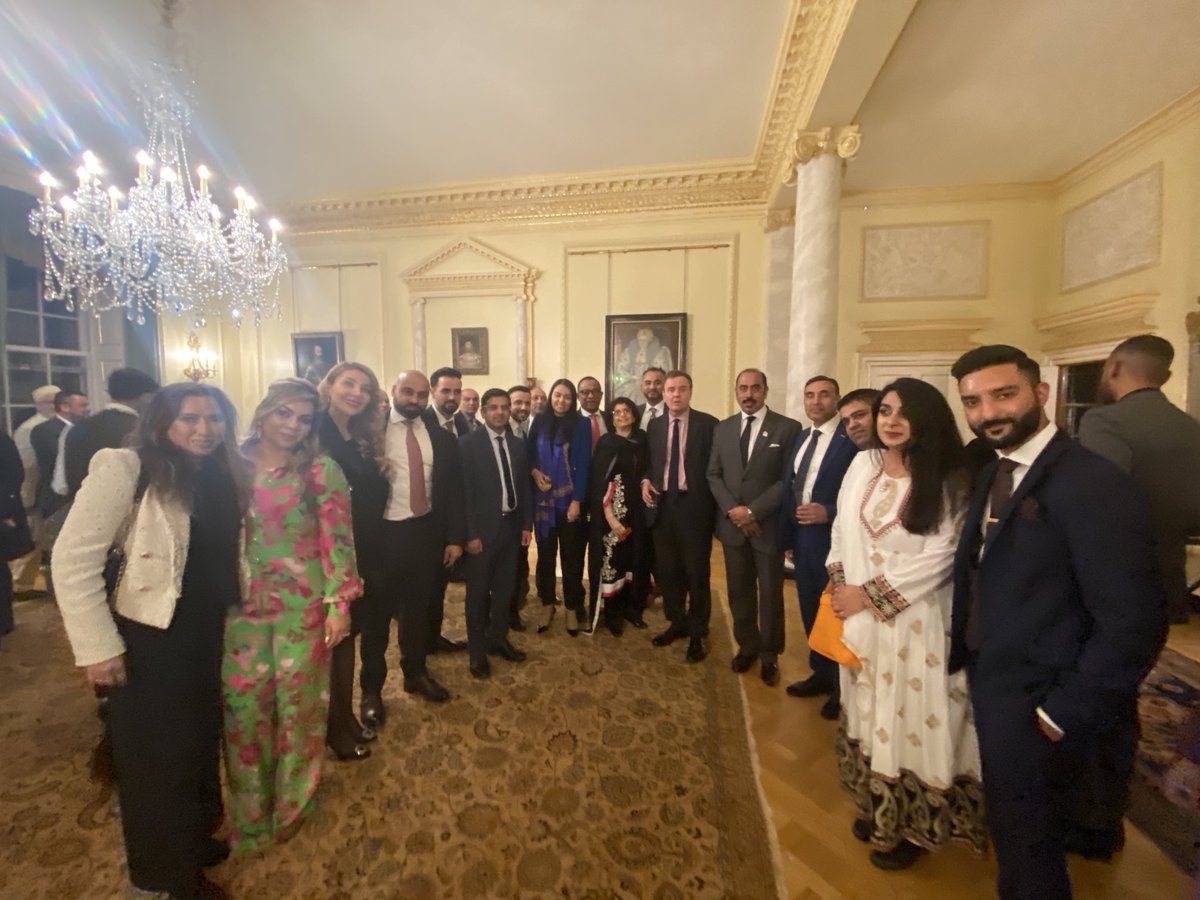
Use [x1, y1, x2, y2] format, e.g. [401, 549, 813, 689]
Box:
[778, 421, 858, 688]
[950, 431, 1167, 899]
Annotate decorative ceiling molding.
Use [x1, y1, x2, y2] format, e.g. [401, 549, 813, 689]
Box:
[782, 124, 861, 185]
[856, 317, 989, 353]
[1034, 294, 1156, 352]
[282, 0, 850, 234]
[402, 237, 539, 300]
[762, 207, 796, 233]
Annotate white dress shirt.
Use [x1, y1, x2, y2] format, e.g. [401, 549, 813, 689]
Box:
[384, 410, 435, 520]
[794, 416, 839, 502]
[51, 416, 74, 496]
[739, 407, 767, 463]
[640, 401, 665, 431]
[486, 425, 517, 513]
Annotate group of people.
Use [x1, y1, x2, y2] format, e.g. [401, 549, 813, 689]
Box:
[1, 330, 1193, 899]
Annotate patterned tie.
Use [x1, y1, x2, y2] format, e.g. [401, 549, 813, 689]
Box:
[405, 419, 430, 516]
[497, 436, 516, 510]
[444, 418, 455, 435]
[591, 414, 601, 449]
[739, 415, 755, 467]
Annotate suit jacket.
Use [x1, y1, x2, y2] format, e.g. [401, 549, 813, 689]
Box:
[777, 420, 858, 557]
[30, 416, 67, 514]
[1078, 388, 1200, 608]
[387, 415, 466, 544]
[644, 408, 718, 530]
[527, 414, 593, 504]
[706, 409, 801, 551]
[461, 427, 533, 546]
[421, 406, 472, 438]
[949, 431, 1167, 737]
[64, 407, 138, 498]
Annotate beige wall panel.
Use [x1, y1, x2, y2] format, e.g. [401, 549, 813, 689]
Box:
[291, 266, 341, 334]
[563, 252, 609, 387]
[339, 265, 385, 381]
[423, 295, 518, 393]
[610, 249, 687, 315]
[685, 246, 735, 416]
[257, 273, 299, 394]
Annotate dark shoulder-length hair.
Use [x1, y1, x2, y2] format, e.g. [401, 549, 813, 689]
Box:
[318, 361, 388, 473]
[544, 378, 580, 442]
[875, 378, 968, 535]
[133, 383, 251, 514]
[242, 378, 322, 475]
[608, 396, 641, 433]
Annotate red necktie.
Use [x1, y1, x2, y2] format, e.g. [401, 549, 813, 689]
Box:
[591, 414, 601, 449]
[405, 419, 430, 516]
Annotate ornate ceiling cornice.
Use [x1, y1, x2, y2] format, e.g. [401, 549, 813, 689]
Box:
[283, 0, 850, 234]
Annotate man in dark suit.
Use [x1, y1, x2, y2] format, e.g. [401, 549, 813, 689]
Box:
[506, 384, 534, 631]
[420, 365, 471, 653]
[64, 368, 159, 498]
[578, 375, 611, 617]
[1080, 334, 1200, 624]
[779, 375, 858, 719]
[361, 370, 466, 722]
[949, 345, 1167, 900]
[640, 370, 717, 662]
[461, 389, 533, 679]
[460, 388, 482, 432]
[707, 369, 800, 686]
[835, 388, 881, 451]
[31, 389, 89, 517]
[636, 367, 667, 429]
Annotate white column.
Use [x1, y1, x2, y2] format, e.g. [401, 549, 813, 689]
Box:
[412, 298, 426, 372]
[515, 296, 528, 381]
[784, 125, 860, 422]
[763, 216, 795, 414]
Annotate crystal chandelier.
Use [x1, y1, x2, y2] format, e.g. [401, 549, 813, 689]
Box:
[28, 2, 285, 326]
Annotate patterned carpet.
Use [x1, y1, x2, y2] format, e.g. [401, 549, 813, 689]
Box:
[0, 588, 782, 899]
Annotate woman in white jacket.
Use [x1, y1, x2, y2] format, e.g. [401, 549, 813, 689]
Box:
[53, 383, 250, 900]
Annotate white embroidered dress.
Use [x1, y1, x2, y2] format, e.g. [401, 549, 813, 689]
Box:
[826, 452, 984, 851]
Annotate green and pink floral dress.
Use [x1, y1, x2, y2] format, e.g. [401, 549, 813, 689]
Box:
[222, 455, 363, 852]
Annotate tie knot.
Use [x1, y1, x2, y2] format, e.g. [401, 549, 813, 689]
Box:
[997, 457, 1019, 474]
[746, 415, 755, 423]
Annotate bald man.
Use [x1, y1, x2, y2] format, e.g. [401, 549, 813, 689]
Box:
[360, 371, 466, 722]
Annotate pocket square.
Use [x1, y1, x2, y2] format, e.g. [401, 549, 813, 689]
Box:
[768, 442, 781, 448]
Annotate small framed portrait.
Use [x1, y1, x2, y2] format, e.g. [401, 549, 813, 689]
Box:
[605, 313, 687, 405]
[292, 332, 344, 385]
[451, 327, 489, 375]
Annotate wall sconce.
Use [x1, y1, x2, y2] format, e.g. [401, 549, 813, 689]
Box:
[182, 332, 219, 382]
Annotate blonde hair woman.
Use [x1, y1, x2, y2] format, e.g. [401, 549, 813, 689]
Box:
[223, 378, 363, 851]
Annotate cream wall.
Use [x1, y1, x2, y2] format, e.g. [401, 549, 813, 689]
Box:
[161, 211, 769, 423]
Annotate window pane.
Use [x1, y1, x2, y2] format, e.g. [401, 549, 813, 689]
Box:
[6, 310, 39, 346]
[5, 257, 39, 311]
[1065, 362, 1103, 404]
[44, 315, 81, 350]
[10, 406, 35, 431]
[43, 292, 78, 318]
[50, 354, 87, 396]
[6, 351, 49, 406]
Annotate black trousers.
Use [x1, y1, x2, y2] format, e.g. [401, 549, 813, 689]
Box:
[360, 517, 440, 689]
[652, 492, 712, 639]
[722, 539, 785, 662]
[465, 515, 521, 659]
[792, 542, 838, 690]
[327, 565, 372, 749]
[0, 557, 12, 637]
[109, 604, 225, 893]
[509, 544, 530, 622]
[535, 519, 587, 612]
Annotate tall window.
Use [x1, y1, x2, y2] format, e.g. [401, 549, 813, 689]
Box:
[1055, 360, 1104, 437]
[2, 255, 89, 432]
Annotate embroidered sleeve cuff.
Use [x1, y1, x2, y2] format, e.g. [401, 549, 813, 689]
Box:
[1036, 706, 1065, 739]
[826, 562, 846, 587]
[863, 575, 910, 622]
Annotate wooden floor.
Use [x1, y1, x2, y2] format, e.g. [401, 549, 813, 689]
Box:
[700, 546, 1195, 900]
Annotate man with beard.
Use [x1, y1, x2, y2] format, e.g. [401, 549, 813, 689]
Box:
[361, 370, 465, 719]
[637, 367, 666, 429]
[835, 388, 881, 450]
[508, 385, 533, 440]
[949, 344, 1166, 900]
[1079, 334, 1200, 625]
[507, 384, 534, 630]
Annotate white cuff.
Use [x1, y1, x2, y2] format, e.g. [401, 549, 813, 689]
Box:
[1036, 706, 1064, 739]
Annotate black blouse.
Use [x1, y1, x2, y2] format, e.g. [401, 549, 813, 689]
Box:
[316, 413, 389, 569]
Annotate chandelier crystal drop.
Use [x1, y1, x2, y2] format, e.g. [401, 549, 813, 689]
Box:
[28, 17, 285, 326]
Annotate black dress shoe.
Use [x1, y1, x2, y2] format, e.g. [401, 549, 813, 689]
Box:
[605, 618, 623, 637]
[785, 676, 834, 698]
[488, 641, 527, 662]
[360, 693, 386, 729]
[327, 743, 372, 762]
[172, 872, 230, 900]
[199, 837, 230, 868]
[430, 635, 468, 654]
[625, 614, 648, 629]
[731, 653, 756, 673]
[469, 657, 491, 679]
[819, 697, 841, 721]
[761, 661, 780, 687]
[404, 674, 450, 703]
[870, 841, 924, 871]
[852, 818, 872, 843]
[651, 626, 685, 647]
[685, 638, 707, 663]
[509, 617, 527, 633]
[354, 724, 378, 744]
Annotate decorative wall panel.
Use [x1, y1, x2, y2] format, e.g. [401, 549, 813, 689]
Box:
[1060, 165, 1161, 292]
[861, 222, 989, 300]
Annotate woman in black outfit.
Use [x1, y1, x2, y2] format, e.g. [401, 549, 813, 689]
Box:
[316, 362, 390, 760]
[54, 384, 249, 900]
[586, 397, 650, 635]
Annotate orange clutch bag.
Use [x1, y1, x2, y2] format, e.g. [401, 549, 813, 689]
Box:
[809, 582, 862, 670]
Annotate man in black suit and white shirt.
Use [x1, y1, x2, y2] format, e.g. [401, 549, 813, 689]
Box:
[637, 366, 667, 430]
[706, 369, 800, 686]
[950, 345, 1166, 899]
[459, 388, 482, 432]
[461, 389, 533, 679]
[64, 368, 159, 498]
[31, 389, 89, 518]
[641, 370, 718, 662]
[361, 370, 466, 724]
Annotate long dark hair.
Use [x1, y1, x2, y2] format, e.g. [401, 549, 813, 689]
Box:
[544, 378, 580, 442]
[133, 383, 251, 514]
[875, 378, 967, 535]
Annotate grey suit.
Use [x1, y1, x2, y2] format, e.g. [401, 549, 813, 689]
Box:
[706, 408, 801, 662]
[1078, 387, 1200, 623]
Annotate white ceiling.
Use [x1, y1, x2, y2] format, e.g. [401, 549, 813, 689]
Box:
[0, 0, 789, 206]
[845, 0, 1200, 191]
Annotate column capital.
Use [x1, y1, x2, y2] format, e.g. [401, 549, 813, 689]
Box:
[762, 207, 796, 233]
[783, 125, 861, 185]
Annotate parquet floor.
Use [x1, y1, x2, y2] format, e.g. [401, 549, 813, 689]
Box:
[705, 546, 1194, 900]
